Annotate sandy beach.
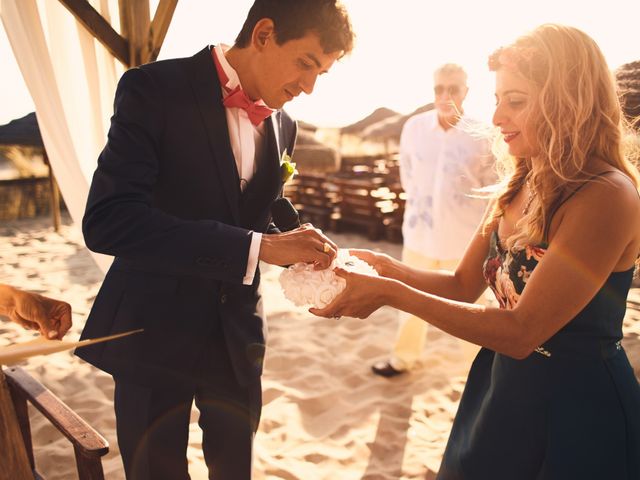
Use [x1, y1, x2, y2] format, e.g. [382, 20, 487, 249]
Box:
[1, 214, 639, 479]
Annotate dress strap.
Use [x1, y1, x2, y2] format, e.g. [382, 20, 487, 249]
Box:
[543, 171, 623, 242]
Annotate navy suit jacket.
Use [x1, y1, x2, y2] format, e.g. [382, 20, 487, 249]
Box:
[76, 46, 297, 388]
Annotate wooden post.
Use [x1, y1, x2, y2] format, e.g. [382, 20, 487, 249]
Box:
[119, 0, 151, 67]
[57, 0, 178, 68]
[74, 445, 105, 480]
[43, 151, 61, 232]
[384, 137, 391, 161]
[337, 132, 343, 170]
[0, 369, 34, 480]
[148, 0, 178, 62]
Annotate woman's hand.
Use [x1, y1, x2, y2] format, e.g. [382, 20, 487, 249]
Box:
[348, 249, 393, 277]
[309, 267, 389, 319]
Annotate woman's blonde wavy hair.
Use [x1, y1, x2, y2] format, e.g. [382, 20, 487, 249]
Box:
[485, 24, 640, 249]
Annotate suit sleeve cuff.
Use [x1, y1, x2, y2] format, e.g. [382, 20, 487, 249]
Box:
[242, 232, 262, 285]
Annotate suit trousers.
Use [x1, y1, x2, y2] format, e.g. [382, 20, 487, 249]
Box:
[113, 337, 262, 480]
[390, 247, 482, 372]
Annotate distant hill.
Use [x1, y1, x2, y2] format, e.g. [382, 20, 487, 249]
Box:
[340, 107, 400, 135]
[361, 103, 435, 141]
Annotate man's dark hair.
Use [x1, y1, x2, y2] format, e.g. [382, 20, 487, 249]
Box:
[235, 0, 354, 56]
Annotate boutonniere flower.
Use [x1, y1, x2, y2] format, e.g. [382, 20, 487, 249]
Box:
[280, 149, 297, 184]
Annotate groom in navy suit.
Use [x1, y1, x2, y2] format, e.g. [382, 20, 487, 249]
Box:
[76, 1, 354, 478]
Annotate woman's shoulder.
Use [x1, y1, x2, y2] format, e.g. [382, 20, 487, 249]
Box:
[550, 167, 640, 238]
[549, 167, 640, 270]
[576, 169, 639, 208]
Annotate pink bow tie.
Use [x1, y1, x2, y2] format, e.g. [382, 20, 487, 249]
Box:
[222, 86, 274, 126]
[211, 47, 274, 126]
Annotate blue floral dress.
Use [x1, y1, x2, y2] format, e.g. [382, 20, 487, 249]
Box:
[437, 231, 640, 479]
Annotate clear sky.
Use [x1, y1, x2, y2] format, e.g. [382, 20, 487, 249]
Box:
[1, 0, 639, 128]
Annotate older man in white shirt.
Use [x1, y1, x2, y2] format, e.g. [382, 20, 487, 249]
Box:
[372, 64, 495, 377]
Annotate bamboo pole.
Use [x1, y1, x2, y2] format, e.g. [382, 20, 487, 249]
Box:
[44, 151, 61, 232]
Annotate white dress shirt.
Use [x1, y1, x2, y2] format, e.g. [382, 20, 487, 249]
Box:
[213, 44, 276, 285]
[399, 109, 495, 259]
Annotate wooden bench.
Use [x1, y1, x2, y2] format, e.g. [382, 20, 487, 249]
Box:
[1, 367, 109, 480]
[329, 174, 396, 241]
[339, 155, 390, 176]
[383, 181, 406, 243]
[287, 174, 336, 230]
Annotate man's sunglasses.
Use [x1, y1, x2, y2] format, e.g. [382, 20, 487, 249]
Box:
[434, 84, 462, 96]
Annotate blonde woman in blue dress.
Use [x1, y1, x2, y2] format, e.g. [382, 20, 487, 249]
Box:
[311, 24, 640, 479]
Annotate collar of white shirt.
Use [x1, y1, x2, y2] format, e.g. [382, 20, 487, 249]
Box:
[213, 44, 272, 111]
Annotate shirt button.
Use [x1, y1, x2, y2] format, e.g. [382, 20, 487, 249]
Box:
[220, 294, 228, 304]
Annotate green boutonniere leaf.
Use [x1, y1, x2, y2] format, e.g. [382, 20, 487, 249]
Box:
[280, 149, 297, 183]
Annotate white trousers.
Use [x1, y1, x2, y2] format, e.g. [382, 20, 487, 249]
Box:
[389, 247, 484, 371]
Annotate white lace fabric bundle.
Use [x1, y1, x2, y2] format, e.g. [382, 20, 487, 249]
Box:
[279, 249, 378, 309]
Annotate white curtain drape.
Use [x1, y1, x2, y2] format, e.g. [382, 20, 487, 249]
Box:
[0, 0, 123, 273]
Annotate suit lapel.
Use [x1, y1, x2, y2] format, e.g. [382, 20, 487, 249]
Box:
[239, 116, 282, 228]
[186, 47, 241, 224]
[264, 115, 284, 198]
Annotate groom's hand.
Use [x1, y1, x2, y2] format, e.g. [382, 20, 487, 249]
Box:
[259, 224, 338, 269]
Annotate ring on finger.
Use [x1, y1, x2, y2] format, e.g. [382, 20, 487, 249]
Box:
[323, 242, 331, 253]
